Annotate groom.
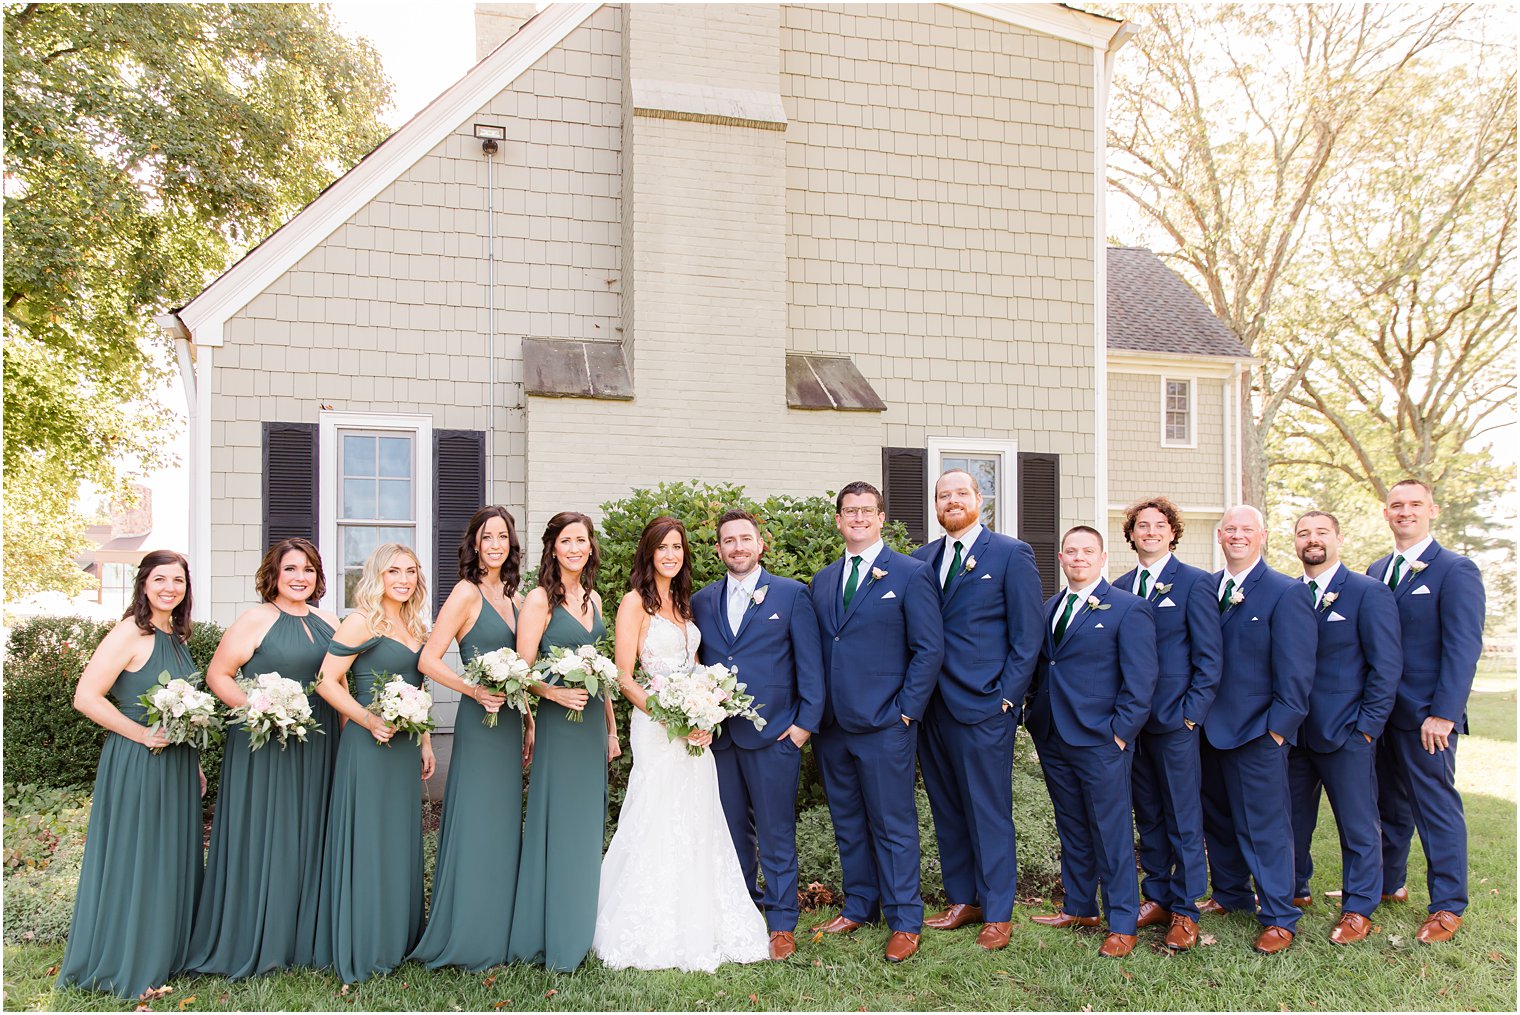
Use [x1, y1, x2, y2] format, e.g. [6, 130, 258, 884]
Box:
[692, 509, 825, 961]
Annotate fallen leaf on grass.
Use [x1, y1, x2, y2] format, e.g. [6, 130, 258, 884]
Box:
[1389, 935, 1405, 947]
[811, 959, 823, 966]
[46, 965, 58, 977]
[339, 985, 350, 996]
[811, 930, 824, 944]
[178, 996, 196, 1009]
[1120, 969, 1133, 981]
[138, 986, 174, 1001]
[1491, 951, 1506, 962]
[1036, 938, 1046, 949]
[493, 1002, 512, 1010]
[135, 1005, 150, 1013]
[217, 995, 228, 1005]
[749, 995, 758, 1006]
[1198, 934, 1217, 947]
[1491, 888, 1500, 895]
[1371, 925, 1382, 934]
[544, 989, 558, 999]
[482, 975, 498, 988]
[1081, 1006, 1093, 1013]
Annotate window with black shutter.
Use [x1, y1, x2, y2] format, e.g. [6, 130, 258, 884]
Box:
[263, 422, 319, 549]
[1017, 452, 1061, 597]
[881, 447, 928, 544]
[433, 430, 486, 614]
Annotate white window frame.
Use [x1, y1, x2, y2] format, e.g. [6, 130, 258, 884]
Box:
[926, 437, 1019, 541]
[318, 410, 434, 615]
[1160, 376, 1197, 449]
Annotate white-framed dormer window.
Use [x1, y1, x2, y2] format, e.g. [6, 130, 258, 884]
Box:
[318, 411, 433, 614]
[1161, 377, 1196, 448]
[925, 437, 1018, 540]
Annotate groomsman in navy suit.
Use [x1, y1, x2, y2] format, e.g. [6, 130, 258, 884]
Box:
[808, 481, 943, 963]
[1114, 497, 1222, 951]
[1199, 505, 1316, 954]
[1027, 526, 1158, 959]
[910, 469, 1042, 951]
[1288, 510, 1402, 944]
[1368, 478, 1485, 943]
[692, 509, 826, 961]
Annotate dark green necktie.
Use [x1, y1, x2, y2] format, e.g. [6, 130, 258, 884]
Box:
[944, 540, 963, 592]
[843, 555, 863, 611]
[1219, 578, 1236, 614]
[1138, 570, 1150, 599]
[1308, 579, 1319, 608]
[1053, 592, 1078, 644]
[1387, 555, 1405, 590]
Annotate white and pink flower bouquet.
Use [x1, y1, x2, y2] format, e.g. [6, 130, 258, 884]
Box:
[365, 674, 435, 745]
[229, 671, 321, 751]
[644, 662, 765, 757]
[461, 647, 536, 727]
[534, 644, 620, 722]
[138, 672, 224, 753]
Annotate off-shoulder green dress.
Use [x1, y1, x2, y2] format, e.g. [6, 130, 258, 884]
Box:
[186, 609, 337, 977]
[57, 629, 203, 998]
[316, 634, 426, 984]
[409, 599, 525, 971]
[507, 604, 609, 972]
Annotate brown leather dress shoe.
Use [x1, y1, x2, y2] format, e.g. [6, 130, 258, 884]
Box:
[769, 930, 796, 960]
[1136, 899, 1170, 928]
[884, 931, 920, 962]
[975, 921, 1012, 950]
[1292, 895, 1313, 908]
[1164, 913, 1199, 951]
[1098, 932, 1138, 958]
[924, 903, 984, 930]
[1383, 886, 1409, 903]
[1253, 926, 1295, 954]
[1197, 896, 1230, 915]
[1030, 911, 1101, 929]
[815, 915, 864, 934]
[1416, 910, 1462, 943]
[1328, 912, 1371, 945]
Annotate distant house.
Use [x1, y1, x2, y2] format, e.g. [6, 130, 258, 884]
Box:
[76, 485, 156, 615]
[159, 3, 1246, 725]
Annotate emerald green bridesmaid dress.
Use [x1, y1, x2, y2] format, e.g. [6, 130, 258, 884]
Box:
[56, 629, 203, 998]
[185, 609, 337, 977]
[507, 603, 609, 972]
[316, 635, 426, 983]
[409, 598, 524, 971]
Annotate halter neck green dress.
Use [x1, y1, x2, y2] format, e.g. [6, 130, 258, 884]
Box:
[507, 603, 609, 972]
[57, 628, 203, 999]
[409, 596, 524, 971]
[316, 634, 427, 984]
[186, 609, 337, 977]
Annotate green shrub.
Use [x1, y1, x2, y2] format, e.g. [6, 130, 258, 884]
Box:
[2, 615, 227, 808]
[1, 784, 91, 944]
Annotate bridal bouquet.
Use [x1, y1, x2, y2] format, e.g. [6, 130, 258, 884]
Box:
[229, 672, 322, 751]
[461, 647, 536, 727]
[644, 662, 765, 757]
[535, 644, 620, 722]
[365, 674, 435, 745]
[138, 672, 224, 753]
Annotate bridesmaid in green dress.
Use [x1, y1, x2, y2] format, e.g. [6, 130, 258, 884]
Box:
[410, 506, 534, 971]
[57, 550, 205, 998]
[186, 537, 340, 977]
[314, 543, 436, 984]
[508, 511, 620, 972]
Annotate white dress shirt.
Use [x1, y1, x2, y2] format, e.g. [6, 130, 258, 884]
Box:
[1301, 562, 1341, 608]
[726, 568, 763, 636]
[1217, 557, 1262, 599]
[840, 539, 886, 597]
[1052, 581, 1101, 632]
[937, 523, 984, 588]
[1132, 553, 1172, 598]
[1384, 535, 1433, 585]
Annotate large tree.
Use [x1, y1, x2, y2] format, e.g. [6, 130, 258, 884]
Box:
[3, 3, 393, 598]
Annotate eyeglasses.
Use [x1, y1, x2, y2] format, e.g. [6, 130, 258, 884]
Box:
[838, 506, 881, 518]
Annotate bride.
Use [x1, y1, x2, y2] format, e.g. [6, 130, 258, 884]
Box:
[593, 516, 771, 971]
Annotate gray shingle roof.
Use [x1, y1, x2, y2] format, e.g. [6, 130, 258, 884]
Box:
[1108, 247, 1250, 358]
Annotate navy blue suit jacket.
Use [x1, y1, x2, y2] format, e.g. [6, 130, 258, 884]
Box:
[809, 546, 944, 733]
[1300, 567, 1402, 753]
[1204, 559, 1317, 750]
[910, 529, 1043, 723]
[693, 569, 826, 750]
[1366, 540, 1485, 732]
[1114, 556, 1223, 732]
[1027, 579, 1158, 748]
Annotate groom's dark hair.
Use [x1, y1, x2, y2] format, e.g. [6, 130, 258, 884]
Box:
[716, 509, 762, 542]
[835, 481, 883, 513]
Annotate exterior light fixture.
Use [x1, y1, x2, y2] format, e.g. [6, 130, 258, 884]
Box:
[474, 123, 505, 155]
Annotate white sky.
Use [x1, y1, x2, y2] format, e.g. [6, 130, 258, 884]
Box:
[330, 2, 480, 127]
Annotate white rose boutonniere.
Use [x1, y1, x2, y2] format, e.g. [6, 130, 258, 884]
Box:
[1086, 595, 1112, 612]
[870, 567, 888, 581]
[963, 555, 977, 575]
[1229, 589, 1246, 606]
[1409, 560, 1428, 574]
[1154, 582, 1173, 594]
[1320, 591, 1339, 611]
[750, 585, 768, 607]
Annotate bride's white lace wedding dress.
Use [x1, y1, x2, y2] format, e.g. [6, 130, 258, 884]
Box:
[592, 614, 771, 971]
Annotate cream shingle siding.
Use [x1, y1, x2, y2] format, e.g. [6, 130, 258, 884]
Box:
[1106, 512, 1223, 577]
[1107, 371, 1227, 505]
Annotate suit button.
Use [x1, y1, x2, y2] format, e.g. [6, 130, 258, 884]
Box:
[728, 656, 733, 661]
[834, 636, 840, 642]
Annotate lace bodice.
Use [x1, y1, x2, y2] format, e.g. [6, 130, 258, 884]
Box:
[638, 614, 699, 679]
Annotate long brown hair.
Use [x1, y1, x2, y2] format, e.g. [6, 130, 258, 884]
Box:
[459, 506, 521, 592]
[538, 511, 599, 610]
[254, 537, 326, 603]
[126, 549, 193, 642]
[631, 516, 693, 620]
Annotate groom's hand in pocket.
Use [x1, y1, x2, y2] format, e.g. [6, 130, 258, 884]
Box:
[780, 724, 811, 749]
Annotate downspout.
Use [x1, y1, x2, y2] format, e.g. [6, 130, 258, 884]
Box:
[485, 140, 498, 503]
[157, 312, 208, 620]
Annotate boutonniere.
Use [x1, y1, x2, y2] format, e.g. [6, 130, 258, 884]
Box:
[750, 585, 768, 607]
[1153, 582, 1173, 594]
[1409, 560, 1428, 574]
[1319, 591, 1339, 611]
[1229, 590, 1246, 606]
[962, 555, 977, 575]
[1086, 595, 1112, 612]
[870, 567, 888, 581]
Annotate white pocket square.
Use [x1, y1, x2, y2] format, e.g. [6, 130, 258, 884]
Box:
[1094, 622, 1104, 629]
[1412, 586, 1431, 595]
[1251, 616, 1260, 621]
[980, 573, 993, 580]
[1158, 596, 1176, 608]
[1327, 611, 1347, 622]
[767, 612, 781, 620]
[881, 590, 897, 599]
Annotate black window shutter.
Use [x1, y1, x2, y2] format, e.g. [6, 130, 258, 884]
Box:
[881, 447, 928, 544]
[1018, 452, 1061, 598]
[434, 429, 486, 615]
[263, 422, 318, 549]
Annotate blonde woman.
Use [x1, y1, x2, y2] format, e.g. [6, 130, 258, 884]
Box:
[314, 543, 435, 983]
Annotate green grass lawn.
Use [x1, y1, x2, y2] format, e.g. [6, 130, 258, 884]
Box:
[6, 661, 1515, 1012]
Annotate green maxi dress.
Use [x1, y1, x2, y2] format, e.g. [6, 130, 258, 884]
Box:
[317, 635, 426, 983]
[185, 610, 338, 977]
[409, 600, 524, 971]
[507, 604, 609, 972]
[56, 629, 203, 998]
